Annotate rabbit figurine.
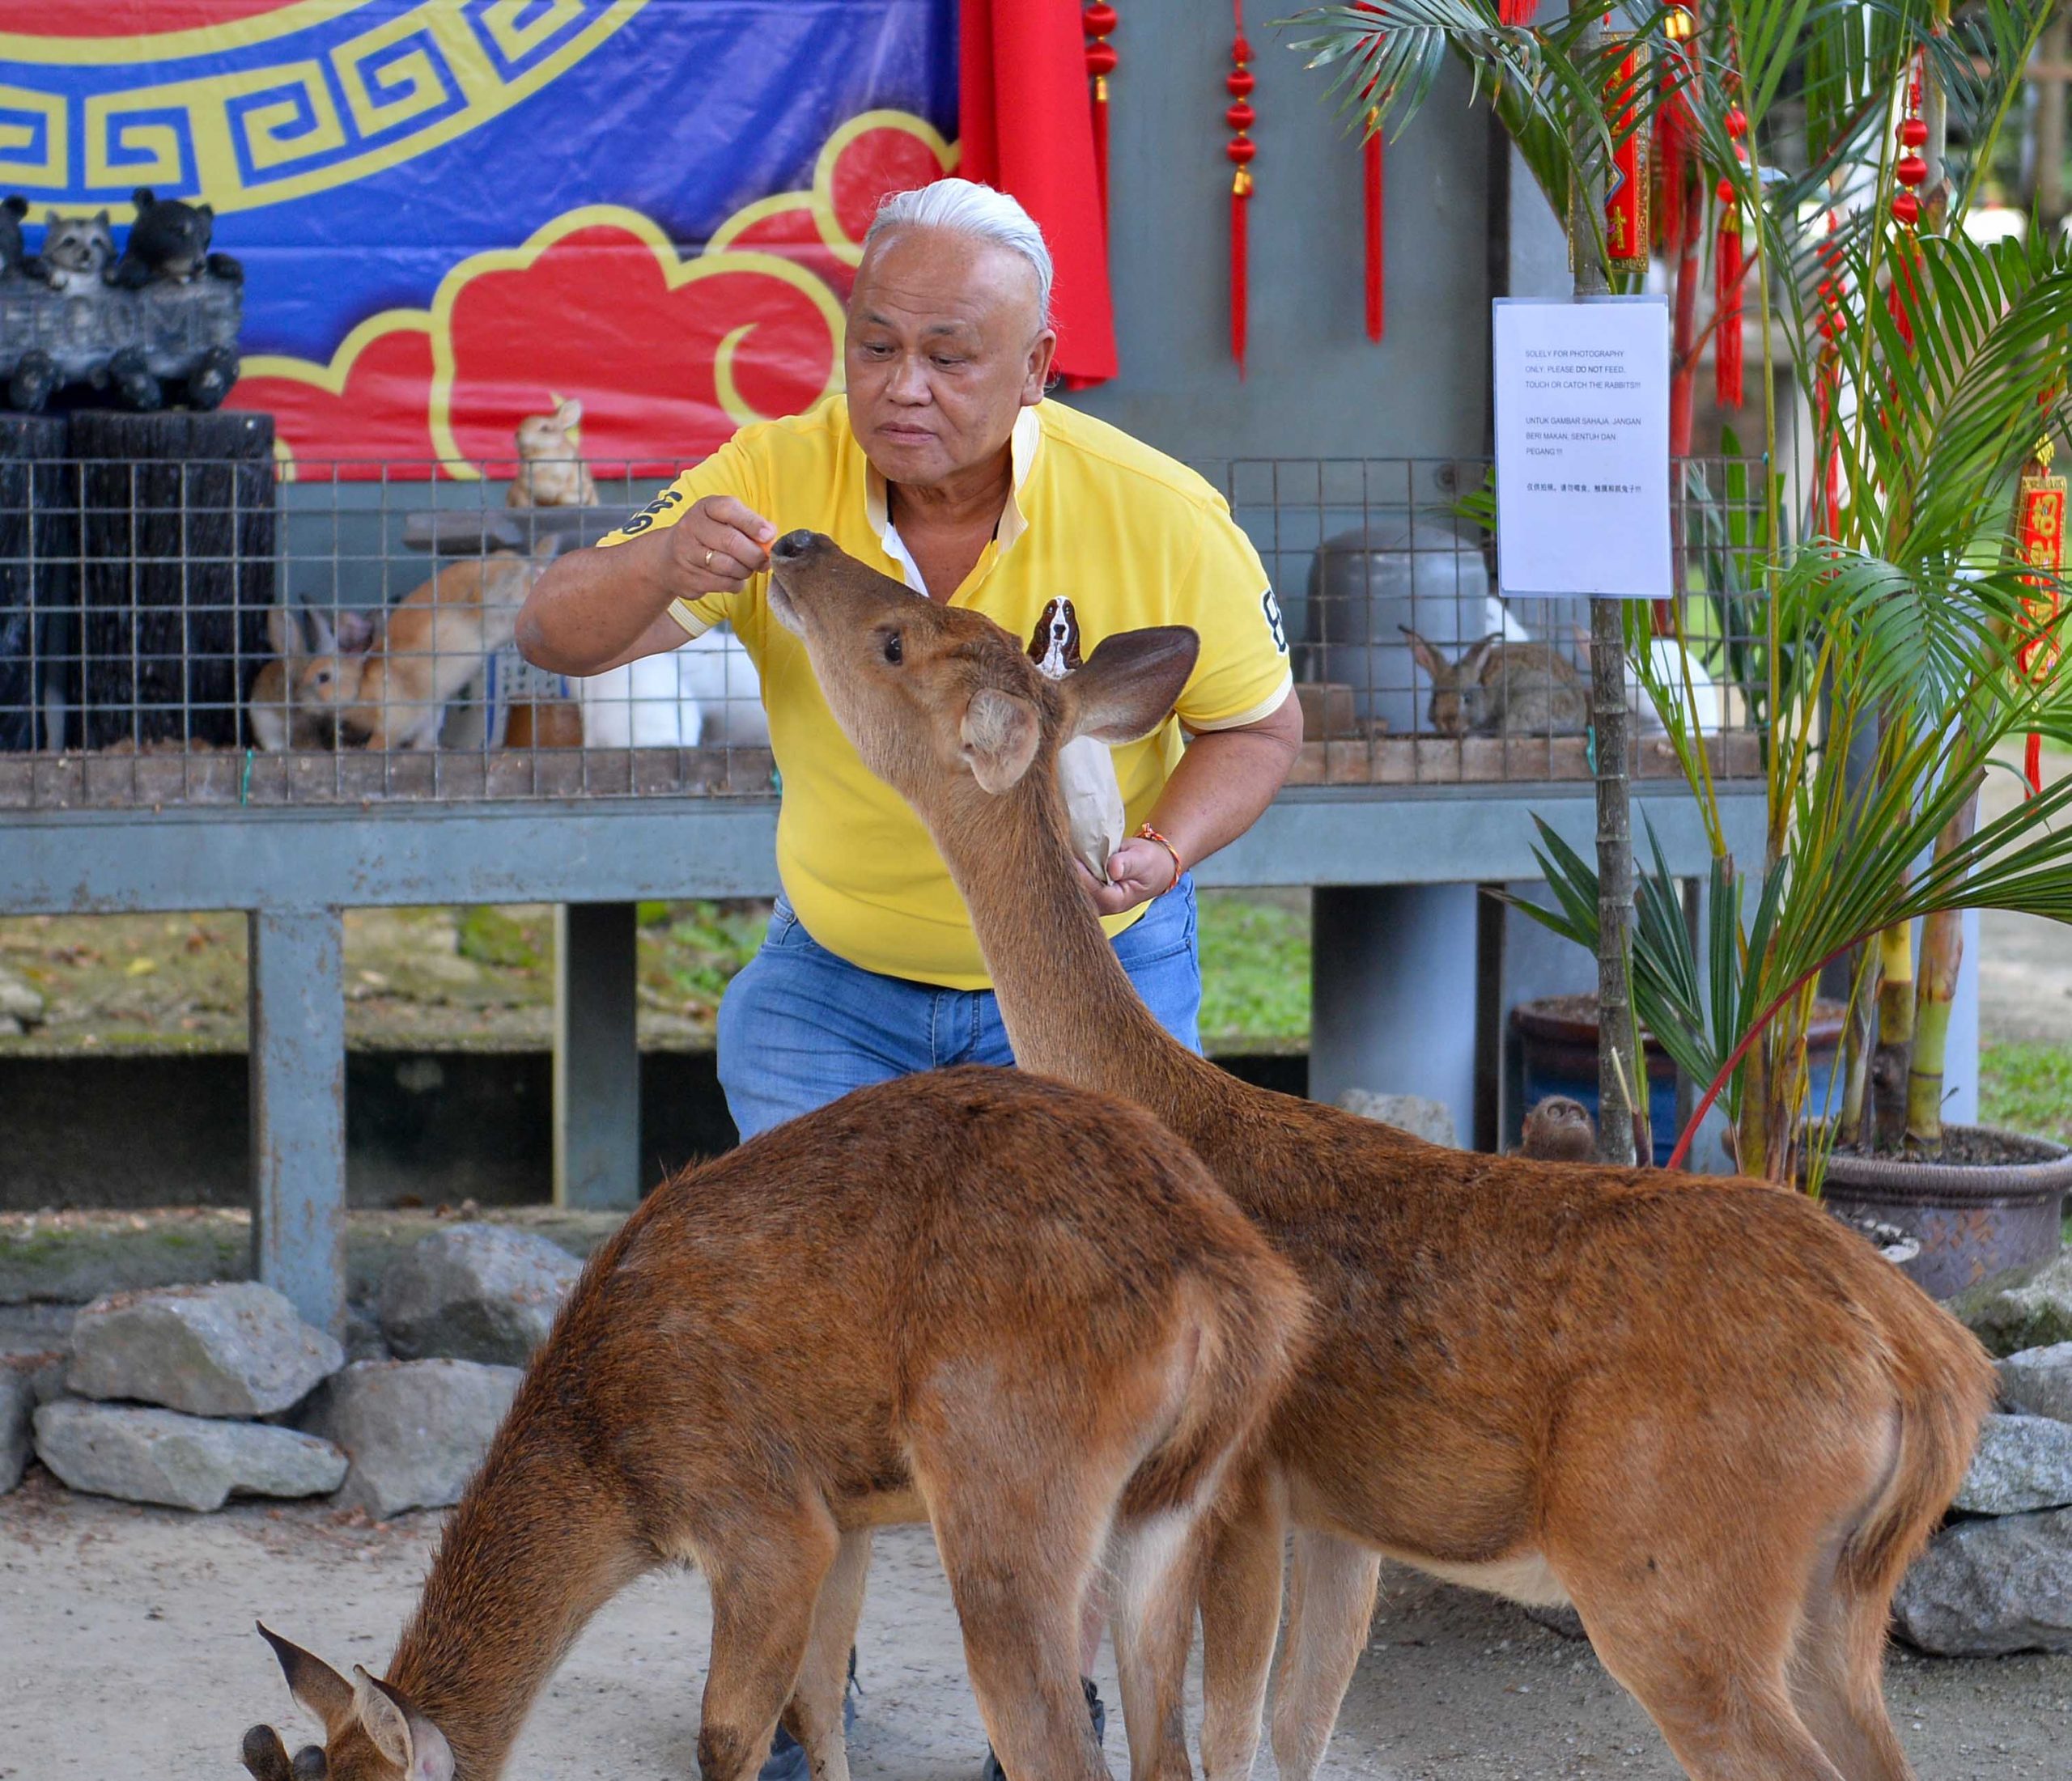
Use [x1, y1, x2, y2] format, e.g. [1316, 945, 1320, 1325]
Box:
[246, 604, 334, 752]
[508, 398, 597, 509]
[1401, 628, 1589, 736]
[295, 541, 556, 750]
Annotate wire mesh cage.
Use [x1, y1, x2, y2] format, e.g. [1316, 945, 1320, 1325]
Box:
[0, 448, 1768, 811]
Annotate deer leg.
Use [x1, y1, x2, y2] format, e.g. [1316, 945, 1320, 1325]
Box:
[1110, 1507, 1211, 1781]
[1197, 1469, 1285, 1781]
[1267, 1531, 1381, 1781]
[780, 1529, 873, 1781]
[697, 1506, 842, 1781]
[1784, 1560, 1917, 1781]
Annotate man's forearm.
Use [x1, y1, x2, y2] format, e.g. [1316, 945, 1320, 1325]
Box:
[516, 533, 680, 674]
[1148, 700, 1303, 871]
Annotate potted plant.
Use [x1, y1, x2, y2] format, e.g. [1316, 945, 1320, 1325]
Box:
[1288, 0, 2072, 1287]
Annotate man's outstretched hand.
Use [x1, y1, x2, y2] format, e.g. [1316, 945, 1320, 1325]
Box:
[667, 495, 778, 598]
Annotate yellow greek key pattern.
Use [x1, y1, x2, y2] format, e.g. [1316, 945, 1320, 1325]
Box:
[4, 0, 648, 214]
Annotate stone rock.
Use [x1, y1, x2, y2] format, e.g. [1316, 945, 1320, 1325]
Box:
[302, 1359, 521, 1518]
[378, 1223, 580, 1366]
[66, 1281, 342, 1417]
[1953, 1414, 2072, 1515]
[342, 1303, 389, 1365]
[0, 965, 44, 1027]
[1, 1364, 36, 1493]
[1998, 1342, 2072, 1425]
[1335, 1090, 1458, 1148]
[1893, 1505, 2072, 1655]
[32, 1400, 346, 1512]
[1947, 1249, 2072, 1358]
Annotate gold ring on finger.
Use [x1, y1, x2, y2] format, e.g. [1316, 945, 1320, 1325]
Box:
[704, 548, 714, 568]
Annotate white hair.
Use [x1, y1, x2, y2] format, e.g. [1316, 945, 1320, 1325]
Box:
[864, 179, 1055, 326]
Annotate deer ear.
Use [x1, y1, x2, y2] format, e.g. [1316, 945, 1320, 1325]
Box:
[257, 1624, 354, 1736]
[356, 1672, 453, 1781]
[1064, 627, 1199, 745]
[960, 686, 1042, 793]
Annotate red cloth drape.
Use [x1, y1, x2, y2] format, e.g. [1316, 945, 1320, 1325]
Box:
[959, 0, 1119, 387]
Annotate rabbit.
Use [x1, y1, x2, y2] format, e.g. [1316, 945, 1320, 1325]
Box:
[1401, 627, 1589, 736]
[295, 541, 555, 750]
[508, 397, 597, 509]
[575, 627, 767, 748]
[247, 604, 336, 752]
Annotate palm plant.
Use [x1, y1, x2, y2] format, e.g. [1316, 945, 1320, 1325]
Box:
[1286, 0, 2072, 1185]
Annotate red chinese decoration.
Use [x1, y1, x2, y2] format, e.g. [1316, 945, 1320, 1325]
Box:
[1655, 6, 1696, 257]
[1364, 100, 1385, 341]
[2017, 432, 2066, 794]
[1713, 103, 1748, 409]
[1604, 35, 1650, 274]
[1227, 0, 1257, 376]
[1500, 0, 1537, 25]
[1085, 2, 1118, 227]
[1889, 55, 1927, 345]
[1814, 216, 1847, 536]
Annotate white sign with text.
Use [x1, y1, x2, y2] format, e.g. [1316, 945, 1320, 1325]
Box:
[1492, 296, 1671, 600]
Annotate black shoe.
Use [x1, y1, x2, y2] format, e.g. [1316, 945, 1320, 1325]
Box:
[758, 1651, 860, 1781]
[979, 1677, 1104, 1781]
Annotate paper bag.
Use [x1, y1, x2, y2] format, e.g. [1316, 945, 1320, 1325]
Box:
[1057, 733, 1126, 883]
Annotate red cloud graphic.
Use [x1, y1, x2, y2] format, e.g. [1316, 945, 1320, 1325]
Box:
[228, 109, 953, 481]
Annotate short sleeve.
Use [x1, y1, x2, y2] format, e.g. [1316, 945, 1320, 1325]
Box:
[1171, 500, 1293, 731]
[594, 432, 765, 639]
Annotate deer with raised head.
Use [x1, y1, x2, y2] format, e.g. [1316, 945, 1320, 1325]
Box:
[766, 528, 1995, 1781]
[239, 1066, 1307, 1781]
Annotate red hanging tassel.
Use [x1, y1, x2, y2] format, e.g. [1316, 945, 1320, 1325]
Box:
[1363, 104, 1384, 341]
[1656, 6, 1696, 254]
[1084, 3, 1119, 229]
[2016, 437, 2065, 795]
[1498, 0, 1537, 23]
[1226, 4, 1256, 376]
[1713, 186, 1743, 410]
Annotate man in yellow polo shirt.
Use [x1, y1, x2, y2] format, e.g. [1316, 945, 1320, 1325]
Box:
[518, 174, 1298, 1779]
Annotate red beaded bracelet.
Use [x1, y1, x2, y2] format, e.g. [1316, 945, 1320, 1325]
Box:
[1136, 823, 1183, 889]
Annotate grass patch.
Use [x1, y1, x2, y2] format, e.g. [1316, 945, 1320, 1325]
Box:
[454, 906, 544, 970]
[1198, 891, 1310, 1046]
[1979, 1041, 2072, 1147]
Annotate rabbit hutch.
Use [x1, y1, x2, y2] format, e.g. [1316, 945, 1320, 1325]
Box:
[0, 0, 1768, 1332]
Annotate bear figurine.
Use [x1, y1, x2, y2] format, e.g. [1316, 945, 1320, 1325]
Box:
[111, 187, 243, 288]
[0, 194, 44, 281]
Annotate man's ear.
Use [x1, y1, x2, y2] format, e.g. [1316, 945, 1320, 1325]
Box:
[257, 1624, 354, 1736]
[1064, 628, 1200, 744]
[959, 686, 1042, 792]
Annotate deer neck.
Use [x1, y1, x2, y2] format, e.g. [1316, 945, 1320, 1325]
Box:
[384, 1413, 636, 1779]
[929, 754, 1218, 1130]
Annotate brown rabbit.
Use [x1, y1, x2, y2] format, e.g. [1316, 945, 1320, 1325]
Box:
[247, 604, 334, 752]
[507, 397, 597, 508]
[1402, 627, 1588, 736]
[295, 544, 554, 751]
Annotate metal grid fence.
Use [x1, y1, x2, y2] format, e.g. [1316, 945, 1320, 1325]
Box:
[0, 453, 1768, 811]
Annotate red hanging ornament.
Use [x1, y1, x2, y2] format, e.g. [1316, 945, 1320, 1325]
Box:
[1499, 0, 1538, 25]
[1603, 34, 1650, 274]
[1226, 2, 1256, 376]
[1888, 58, 1926, 343]
[1713, 103, 1747, 410]
[2016, 429, 2066, 794]
[1815, 218, 1846, 535]
[1084, 2, 1119, 228]
[1363, 101, 1385, 341]
[1655, 6, 1697, 255]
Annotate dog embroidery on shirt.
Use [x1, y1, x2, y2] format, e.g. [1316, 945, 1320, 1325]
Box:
[1028, 598, 1084, 680]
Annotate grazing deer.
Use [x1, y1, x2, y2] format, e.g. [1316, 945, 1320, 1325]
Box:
[766, 528, 1995, 1781]
[240, 1066, 1307, 1781]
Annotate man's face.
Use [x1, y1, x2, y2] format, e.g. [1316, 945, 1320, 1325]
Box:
[845, 227, 1056, 490]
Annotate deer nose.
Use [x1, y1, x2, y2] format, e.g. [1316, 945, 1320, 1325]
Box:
[771, 529, 820, 563]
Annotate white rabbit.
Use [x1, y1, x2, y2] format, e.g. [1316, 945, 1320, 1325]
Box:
[575, 628, 766, 748]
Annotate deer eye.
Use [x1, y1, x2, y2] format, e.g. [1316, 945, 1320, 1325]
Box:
[881, 632, 903, 666]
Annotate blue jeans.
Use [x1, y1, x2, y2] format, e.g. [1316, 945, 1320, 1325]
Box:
[718, 877, 1203, 1141]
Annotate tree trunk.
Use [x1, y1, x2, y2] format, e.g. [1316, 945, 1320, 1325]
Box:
[1870, 919, 1917, 1151]
[1906, 792, 1980, 1156]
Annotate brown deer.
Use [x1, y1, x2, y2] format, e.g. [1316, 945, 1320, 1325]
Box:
[239, 1066, 1307, 1781]
[766, 528, 1996, 1781]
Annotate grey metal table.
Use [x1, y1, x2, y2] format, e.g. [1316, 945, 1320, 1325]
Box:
[0, 782, 1766, 1330]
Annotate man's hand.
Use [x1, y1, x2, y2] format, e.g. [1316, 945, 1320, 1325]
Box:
[664, 495, 778, 598]
[1073, 837, 1178, 916]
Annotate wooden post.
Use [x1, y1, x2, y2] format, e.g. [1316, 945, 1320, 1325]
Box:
[1569, 13, 1642, 1166]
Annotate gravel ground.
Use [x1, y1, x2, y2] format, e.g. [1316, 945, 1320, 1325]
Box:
[3, 1478, 2068, 1781]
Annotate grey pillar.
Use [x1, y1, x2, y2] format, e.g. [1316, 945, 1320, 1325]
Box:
[1311, 884, 1482, 1148]
[553, 901, 641, 1210]
[248, 906, 346, 1334]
